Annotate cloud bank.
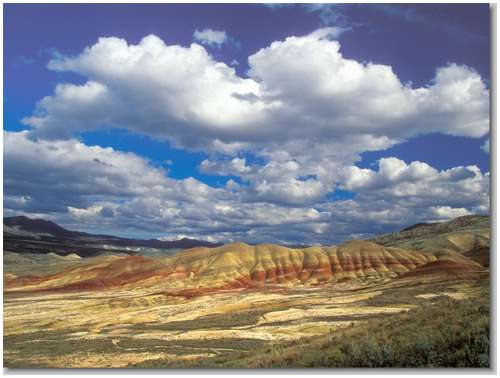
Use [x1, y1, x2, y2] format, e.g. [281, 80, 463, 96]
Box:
[26, 30, 488, 147]
[6, 29, 490, 243]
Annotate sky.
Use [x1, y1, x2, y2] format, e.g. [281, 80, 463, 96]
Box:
[3, 3, 491, 245]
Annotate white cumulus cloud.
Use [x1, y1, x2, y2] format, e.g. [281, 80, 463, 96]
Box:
[481, 139, 490, 153]
[193, 28, 229, 47]
[24, 30, 488, 152]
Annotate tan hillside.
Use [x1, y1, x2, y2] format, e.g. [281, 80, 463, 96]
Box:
[463, 247, 490, 268]
[372, 215, 490, 268]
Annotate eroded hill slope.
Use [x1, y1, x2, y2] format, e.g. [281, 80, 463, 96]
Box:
[5, 240, 485, 295]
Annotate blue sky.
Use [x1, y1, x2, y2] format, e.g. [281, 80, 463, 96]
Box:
[4, 4, 491, 244]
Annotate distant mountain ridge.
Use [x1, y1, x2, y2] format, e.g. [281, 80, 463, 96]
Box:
[5, 216, 88, 238]
[3, 216, 222, 254]
[3, 214, 490, 261]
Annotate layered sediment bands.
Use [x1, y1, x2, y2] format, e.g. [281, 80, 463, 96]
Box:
[463, 247, 490, 268]
[4, 240, 485, 295]
[397, 258, 487, 282]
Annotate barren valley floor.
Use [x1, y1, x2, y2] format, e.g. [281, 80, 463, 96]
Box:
[3, 277, 489, 368]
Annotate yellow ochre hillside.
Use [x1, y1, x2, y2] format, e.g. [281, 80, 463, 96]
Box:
[5, 240, 485, 296]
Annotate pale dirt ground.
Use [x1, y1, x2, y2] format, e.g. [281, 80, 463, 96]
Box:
[3, 278, 480, 368]
[414, 292, 468, 300]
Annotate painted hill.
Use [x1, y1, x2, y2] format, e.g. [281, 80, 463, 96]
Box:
[5, 240, 485, 295]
